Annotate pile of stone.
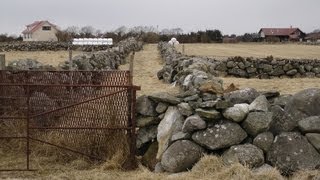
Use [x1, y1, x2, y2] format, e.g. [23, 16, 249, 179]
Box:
[0, 41, 115, 52]
[136, 87, 320, 175]
[158, 42, 320, 80]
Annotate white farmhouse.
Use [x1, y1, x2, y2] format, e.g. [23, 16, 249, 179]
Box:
[22, 21, 59, 42]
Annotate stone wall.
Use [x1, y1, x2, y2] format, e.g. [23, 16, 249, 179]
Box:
[157, 42, 320, 81]
[135, 42, 320, 175]
[0, 41, 115, 52]
[7, 37, 143, 71]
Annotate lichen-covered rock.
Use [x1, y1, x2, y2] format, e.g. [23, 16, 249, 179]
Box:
[284, 88, 320, 131]
[192, 121, 247, 150]
[253, 132, 274, 153]
[269, 105, 294, 134]
[136, 95, 157, 116]
[149, 92, 181, 105]
[242, 112, 273, 136]
[177, 102, 193, 116]
[306, 133, 320, 152]
[224, 88, 259, 104]
[182, 115, 206, 133]
[223, 103, 249, 122]
[267, 132, 320, 174]
[222, 144, 265, 168]
[195, 108, 221, 121]
[155, 102, 169, 114]
[249, 95, 269, 112]
[298, 116, 320, 133]
[161, 140, 205, 173]
[157, 106, 184, 159]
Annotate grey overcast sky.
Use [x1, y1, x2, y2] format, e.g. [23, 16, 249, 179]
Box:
[1, 0, 319, 36]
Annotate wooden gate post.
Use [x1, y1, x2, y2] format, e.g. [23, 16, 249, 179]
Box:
[0, 54, 5, 70]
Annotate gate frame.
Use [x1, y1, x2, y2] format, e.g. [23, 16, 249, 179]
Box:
[0, 68, 139, 171]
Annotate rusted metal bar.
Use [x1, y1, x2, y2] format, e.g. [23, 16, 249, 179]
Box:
[0, 84, 134, 87]
[29, 127, 131, 130]
[30, 89, 127, 118]
[26, 78, 30, 170]
[0, 169, 36, 171]
[0, 137, 26, 139]
[29, 137, 102, 161]
[0, 117, 27, 119]
[129, 52, 135, 86]
[0, 54, 5, 70]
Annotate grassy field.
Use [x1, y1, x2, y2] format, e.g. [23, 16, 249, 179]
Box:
[2, 50, 83, 67]
[175, 43, 320, 59]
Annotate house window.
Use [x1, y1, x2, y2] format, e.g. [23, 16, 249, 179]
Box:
[42, 26, 51, 31]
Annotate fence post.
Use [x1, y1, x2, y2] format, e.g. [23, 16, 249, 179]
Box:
[129, 52, 135, 85]
[0, 54, 5, 70]
[182, 44, 185, 55]
[68, 42, 73, 70]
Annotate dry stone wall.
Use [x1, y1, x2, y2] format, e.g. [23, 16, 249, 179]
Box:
[135, 42, 320, 175]
[7, 37, 143, 71]
[1, 41, 114, 52]
[157, 42, 320, 80]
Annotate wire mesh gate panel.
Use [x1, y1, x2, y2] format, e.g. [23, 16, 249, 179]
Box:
[0, 70, 139, 171]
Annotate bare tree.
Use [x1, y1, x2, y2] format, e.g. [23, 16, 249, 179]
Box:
[65, 26, 79, 37]
[80, 26, 95, 38]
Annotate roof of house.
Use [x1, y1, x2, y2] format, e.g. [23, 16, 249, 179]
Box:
[22, 20, 57, 34]
[259, 28, 303, 36]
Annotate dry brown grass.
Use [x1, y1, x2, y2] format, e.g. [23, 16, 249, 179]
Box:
[222, 77, 320, 95]
[175, 43, 320, 60]
[2, 50, 83, 67]
[119, 44, 179, 96]
[1, 154, 319, 180]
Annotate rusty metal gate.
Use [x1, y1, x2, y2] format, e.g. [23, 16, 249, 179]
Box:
[0, 70, 139, 171]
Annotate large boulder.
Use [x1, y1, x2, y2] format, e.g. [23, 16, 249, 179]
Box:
[298, 116, 320, 133]
[267, 132, 320, 174]
[182, 115, 206, 133]
[136, 95, 157, 116]
[249, 95, 269, 112]
[242, 112, 273, 136]
[224, 88, 259, 104]
[157, 106, 184, 159]
[161, 140, 205, 173]
[222, 144, 265, 168]
[284, 88, 320, 131]
[192, 121, 247, 150]
[223, 103, 249, 122]
[149, 92, 181, 105]
[253, 132, 274, 153]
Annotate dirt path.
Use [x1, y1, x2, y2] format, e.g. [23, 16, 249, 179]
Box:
[119, 44, 179, 96]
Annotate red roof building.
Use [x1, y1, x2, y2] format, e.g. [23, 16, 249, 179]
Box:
[22, 20, 59, 41]
[259, 27, 305, 42]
